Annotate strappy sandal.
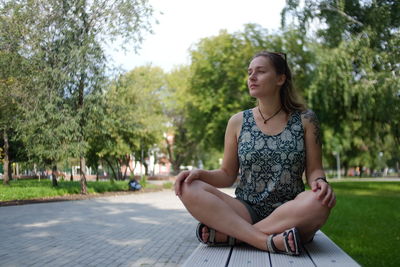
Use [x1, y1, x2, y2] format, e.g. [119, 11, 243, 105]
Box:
[266, 227, 301, 256]
[196, 223, 236, 246]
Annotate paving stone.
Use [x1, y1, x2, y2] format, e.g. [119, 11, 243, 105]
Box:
[0, 189, 235, 266]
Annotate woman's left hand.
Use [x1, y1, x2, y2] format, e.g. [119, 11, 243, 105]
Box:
[311, 179, 336, 208]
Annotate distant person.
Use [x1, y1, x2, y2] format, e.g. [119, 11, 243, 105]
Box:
[175, 51, 335, 256]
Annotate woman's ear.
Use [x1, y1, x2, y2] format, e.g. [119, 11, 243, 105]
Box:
[277, 74, 286, 86]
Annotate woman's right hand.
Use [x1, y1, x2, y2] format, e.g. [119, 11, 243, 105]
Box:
[174, 169, 202, 197]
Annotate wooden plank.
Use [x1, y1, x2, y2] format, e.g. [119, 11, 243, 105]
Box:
[183, 231, 360, 267]
[269, 249, 315, 267]
[304, 231, 361, 267]
[228, 245, 270, 267]
[182, 244, 232, 267]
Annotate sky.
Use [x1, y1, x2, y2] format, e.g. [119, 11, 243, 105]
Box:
[107, 0, 286, 72]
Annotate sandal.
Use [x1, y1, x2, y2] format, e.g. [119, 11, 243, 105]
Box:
[196, 223, 236, 246]
[266, 227, 301, 256]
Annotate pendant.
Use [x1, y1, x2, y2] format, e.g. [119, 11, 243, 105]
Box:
[263, 120, 267, 124]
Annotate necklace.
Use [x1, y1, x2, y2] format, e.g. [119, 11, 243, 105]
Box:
[258, 106, 282, 124]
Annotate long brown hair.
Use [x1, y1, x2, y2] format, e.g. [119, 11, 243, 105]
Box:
[252, 51, 306, 113]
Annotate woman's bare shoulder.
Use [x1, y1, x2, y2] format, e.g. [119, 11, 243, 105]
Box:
[300, 109, 319, 127]
[226, 111, 245, 138]
[228, 111, 244, 127]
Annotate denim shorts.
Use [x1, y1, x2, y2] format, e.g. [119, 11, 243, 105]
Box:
[237, 198, 265, 224]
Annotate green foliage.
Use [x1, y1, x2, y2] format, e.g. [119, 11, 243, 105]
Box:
[188, 29, 253, 150]
[323, 181, 400, 267]
[162, 182, 173, 189]
[282, 0, 400, 49]
[162, 65, 198, 172]
[88, 65, 167, 179]
[139, 175, 147, 187]
[1, 0, 157, 186]
[280, 0, 400, 172]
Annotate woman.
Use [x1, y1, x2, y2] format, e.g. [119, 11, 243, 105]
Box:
[174, 51, 335, 256]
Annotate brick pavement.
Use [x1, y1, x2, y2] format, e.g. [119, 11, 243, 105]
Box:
[0, 189, 234, 267]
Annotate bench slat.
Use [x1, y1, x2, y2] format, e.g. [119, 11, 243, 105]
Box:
[228, 246, 270, 267]
[182, 245, 231, 267]
[182, 230, 360, 267]
[304, 231, 360, 267]
[270, 251, 315, 267]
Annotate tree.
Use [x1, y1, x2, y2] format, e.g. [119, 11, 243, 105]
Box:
[162, 66, 198, 173]
[282, 0, 400, 49]
[0, 0, 34, 184]
[90, 65, 166, 180]
[187, 28, 257, 152]
[50, 0, 155, 192]
[1, 0, 156, 189]
[282, 0, 400, 173]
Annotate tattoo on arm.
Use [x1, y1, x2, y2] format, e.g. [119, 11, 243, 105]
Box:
[302, 110, 322, 146]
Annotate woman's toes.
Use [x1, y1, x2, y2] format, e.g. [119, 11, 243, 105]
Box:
[287, 232, 295, 251]
[271, 231, 296, 252]
[202, 227, 209, 242]
[288, 233, 296, 251]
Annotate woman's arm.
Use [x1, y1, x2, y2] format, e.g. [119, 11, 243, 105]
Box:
[302, 110, 336, 208]
[175, 112, 242, 196]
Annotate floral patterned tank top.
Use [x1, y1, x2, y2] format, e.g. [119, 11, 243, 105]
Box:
[235, 109, 306, 218]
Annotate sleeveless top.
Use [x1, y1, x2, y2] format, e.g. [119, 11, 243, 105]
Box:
[235, 109, 306, 218]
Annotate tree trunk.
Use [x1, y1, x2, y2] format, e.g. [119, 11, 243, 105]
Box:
[104, 158, 117, 182]
[51, 164, 58, 187]
[143, 161, 148, 176]
[8, 161, 12, 181]
[397, 161, 400, 177]
[172, 162, 181, 175]
[80, 156, 87, 194]
[165, 136, 176, 173]
[2, 130, 10, 185]
[122, 154, 130, 180]
[116, 159, 123, 180]
[343, 161, 349, 177]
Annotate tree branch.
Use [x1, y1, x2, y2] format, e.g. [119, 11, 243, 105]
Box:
[321, 4, 364, 26]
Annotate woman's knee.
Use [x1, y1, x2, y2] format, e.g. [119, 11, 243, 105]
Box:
[296, 191, 331, 218]
[179, 180, 209, 203]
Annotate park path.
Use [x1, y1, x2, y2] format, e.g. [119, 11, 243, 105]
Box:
[0, 189, 234, 267]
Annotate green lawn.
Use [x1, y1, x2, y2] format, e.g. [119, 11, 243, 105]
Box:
[0, 178, 167, 201]
[322, 181, 400, 267]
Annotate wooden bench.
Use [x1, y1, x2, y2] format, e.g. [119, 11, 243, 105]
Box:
[182, 230, 360, 267]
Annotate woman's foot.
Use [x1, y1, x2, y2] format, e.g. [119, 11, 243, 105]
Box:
[267, 227, 301, 256]
[270, 231, 296, 252]
[202, 226, 296, 252]
[201, 225, 234, 244]
[196, 223, 237, 246]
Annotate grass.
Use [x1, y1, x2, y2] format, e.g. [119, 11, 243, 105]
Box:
[0, 178, 168, 202]
[322, 181, 400, 267]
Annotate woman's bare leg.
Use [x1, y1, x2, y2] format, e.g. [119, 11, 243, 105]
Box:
[179, 180, 331, 251]
[179, 180, 268, 250]
[253, 190, 331, 242]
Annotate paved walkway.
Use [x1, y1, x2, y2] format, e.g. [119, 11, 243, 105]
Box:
[0, 189, 234, 267]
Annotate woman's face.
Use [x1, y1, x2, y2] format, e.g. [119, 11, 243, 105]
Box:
[247, 56, 285, 98]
